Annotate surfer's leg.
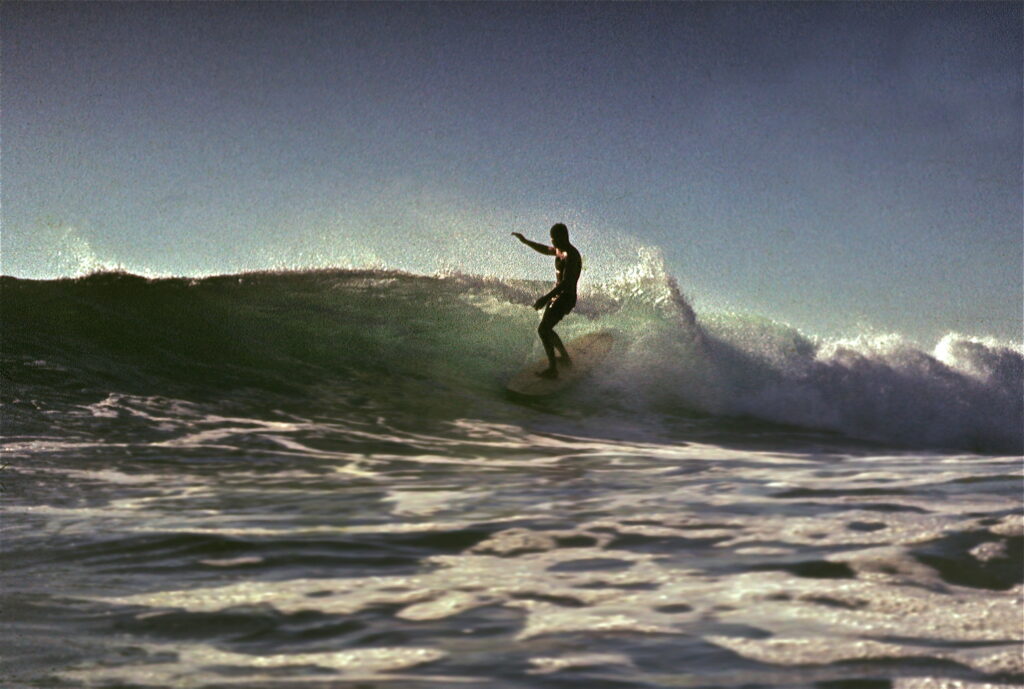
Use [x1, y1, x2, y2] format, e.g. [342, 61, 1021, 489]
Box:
[551, 297, 574, 367]
[537, 304, 566, 378]
[537, 323, 558, 378]
[550, 330, 571, 367]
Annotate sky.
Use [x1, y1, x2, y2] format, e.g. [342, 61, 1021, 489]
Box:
[3, 2, 1021, 344]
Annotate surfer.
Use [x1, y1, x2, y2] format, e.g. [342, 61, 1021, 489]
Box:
[512, 223, 582, 379]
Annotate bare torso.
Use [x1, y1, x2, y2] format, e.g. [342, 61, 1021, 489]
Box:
[553, 246, 581, 302]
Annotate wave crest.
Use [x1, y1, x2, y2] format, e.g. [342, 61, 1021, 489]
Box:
[3, 267, 1019, 453]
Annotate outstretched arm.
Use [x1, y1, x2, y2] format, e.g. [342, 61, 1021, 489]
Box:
[511, 232, 555, 255]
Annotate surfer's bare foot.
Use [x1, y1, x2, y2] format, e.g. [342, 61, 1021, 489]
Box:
[537, 367, 558, 379]
[557, 356, 572, 368]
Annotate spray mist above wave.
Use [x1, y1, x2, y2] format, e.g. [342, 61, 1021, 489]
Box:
[9, 198, 653, 282]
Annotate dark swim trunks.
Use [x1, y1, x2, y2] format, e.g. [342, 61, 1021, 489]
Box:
[541, 294, 576, 328]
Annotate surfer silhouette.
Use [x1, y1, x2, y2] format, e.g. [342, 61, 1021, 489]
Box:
[512, 223, 581, 379]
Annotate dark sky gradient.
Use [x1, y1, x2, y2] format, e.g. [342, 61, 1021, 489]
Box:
[4, 2, 1021, 343]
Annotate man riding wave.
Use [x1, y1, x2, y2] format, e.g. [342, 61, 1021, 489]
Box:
[512, 223, 582, 379]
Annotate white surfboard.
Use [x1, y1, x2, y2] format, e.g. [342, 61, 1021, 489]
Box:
[506, 330, 616, 397]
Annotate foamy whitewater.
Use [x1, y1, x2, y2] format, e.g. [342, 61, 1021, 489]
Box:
[2, 259, 1022, 688]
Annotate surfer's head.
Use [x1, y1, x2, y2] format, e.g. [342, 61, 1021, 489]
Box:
[549, 223, 569, 249]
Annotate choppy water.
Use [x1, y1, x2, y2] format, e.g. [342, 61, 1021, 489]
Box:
[2, 268, 1021, 688]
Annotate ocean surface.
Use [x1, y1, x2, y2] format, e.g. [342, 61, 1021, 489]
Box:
[2, 267, 1022, 689]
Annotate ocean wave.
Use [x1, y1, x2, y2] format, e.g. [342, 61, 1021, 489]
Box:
[2, 260, 1020, 453]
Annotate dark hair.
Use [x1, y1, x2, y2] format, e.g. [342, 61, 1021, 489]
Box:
[550, 223, 569, 244]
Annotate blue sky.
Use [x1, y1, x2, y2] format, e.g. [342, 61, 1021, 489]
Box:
[3, 2, 1021, 343]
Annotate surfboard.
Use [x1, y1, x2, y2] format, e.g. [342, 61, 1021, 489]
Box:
[506, 330, 616, 397]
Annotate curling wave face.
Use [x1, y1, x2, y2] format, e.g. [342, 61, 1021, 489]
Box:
[3, 266, 1020, 453]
